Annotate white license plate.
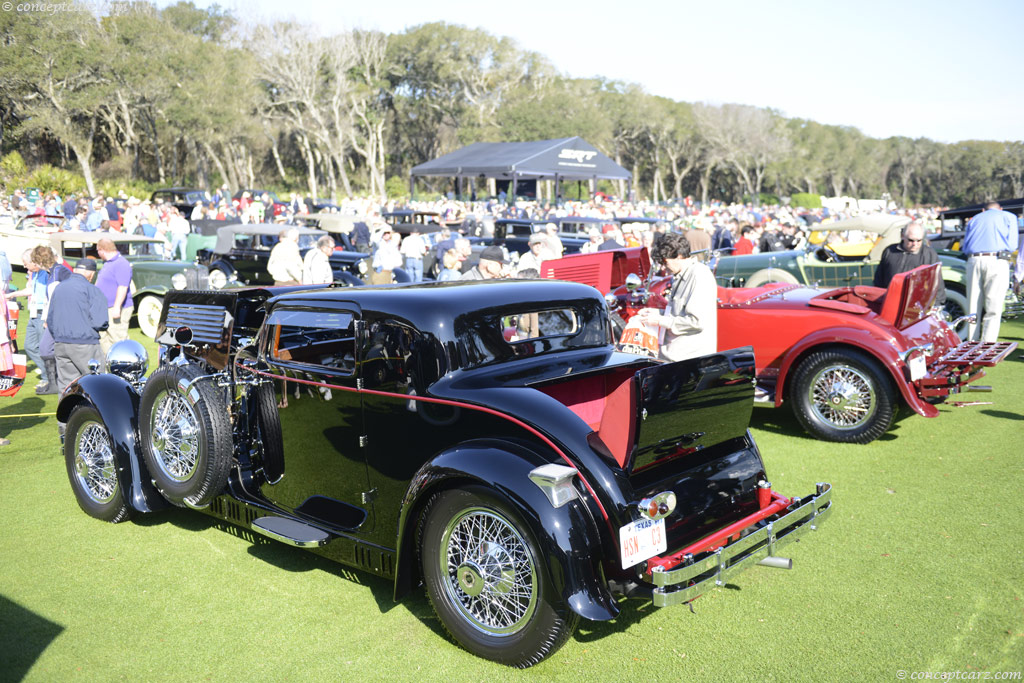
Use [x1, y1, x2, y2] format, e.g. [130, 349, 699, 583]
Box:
[619, 517, 667, 569]
[909, 354, 926, 381]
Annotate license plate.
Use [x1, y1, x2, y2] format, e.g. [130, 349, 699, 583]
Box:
[619, 517, 667, 569]
[909, 354, 926, 381]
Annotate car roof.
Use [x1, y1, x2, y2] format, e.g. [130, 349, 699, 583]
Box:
[269, 279, 603, 338]
[814, 214, 911, 235]
[51, 231, 163, 247]
[213, 223, 326, 254]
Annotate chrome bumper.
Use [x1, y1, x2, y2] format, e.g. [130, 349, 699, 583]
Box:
[648, 483, 832, 607]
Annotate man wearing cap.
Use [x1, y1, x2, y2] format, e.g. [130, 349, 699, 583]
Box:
[461, 246, 509, 280]
[46, 259, 108, 392]
[581, 227, 603, 254]
[597, 224, 624, 252]
[962, 201, 1018, 341]
[516, 233, 548, 275]
[95, 238, 133, 354]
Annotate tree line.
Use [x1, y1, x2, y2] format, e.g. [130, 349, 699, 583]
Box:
[1, 2, 1021, 207]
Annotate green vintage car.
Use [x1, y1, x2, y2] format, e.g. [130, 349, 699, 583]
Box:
[713, 214, 970, 324]
[50, 232, 230, 339]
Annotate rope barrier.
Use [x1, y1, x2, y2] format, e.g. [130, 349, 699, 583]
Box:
[0, 412, 57, 418]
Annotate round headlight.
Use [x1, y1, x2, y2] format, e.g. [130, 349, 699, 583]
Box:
[105, 340, 149, 381]
[357, 260, 369, 275]
[171, 273, 188, 290]
[209, 269, 227, 289]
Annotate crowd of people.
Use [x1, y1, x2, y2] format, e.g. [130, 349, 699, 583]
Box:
[3, 183, 1023, 412]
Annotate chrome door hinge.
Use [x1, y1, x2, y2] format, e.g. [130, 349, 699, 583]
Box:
[361, 488, 377, 505]
[359, 435, 368, 448]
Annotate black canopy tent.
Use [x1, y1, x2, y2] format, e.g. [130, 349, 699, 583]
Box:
[409, 137, 632, 203]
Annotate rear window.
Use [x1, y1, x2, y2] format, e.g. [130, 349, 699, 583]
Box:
[455, 299, 609, 368]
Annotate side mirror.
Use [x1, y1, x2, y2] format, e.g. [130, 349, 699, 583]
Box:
[625, 273, 642, 291]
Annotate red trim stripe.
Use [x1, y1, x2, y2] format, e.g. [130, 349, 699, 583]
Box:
[242, 365, 611, 522]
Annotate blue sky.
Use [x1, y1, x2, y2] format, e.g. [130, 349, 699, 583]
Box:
[202, 0, 1023, 143]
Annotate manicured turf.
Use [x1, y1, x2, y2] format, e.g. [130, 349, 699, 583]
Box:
[2, 279, 1022, 680]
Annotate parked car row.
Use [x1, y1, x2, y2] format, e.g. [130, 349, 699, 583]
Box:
[46, 198, 1017, 668]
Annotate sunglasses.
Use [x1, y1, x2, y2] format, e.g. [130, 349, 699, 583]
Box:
[904, 238, 923, 244]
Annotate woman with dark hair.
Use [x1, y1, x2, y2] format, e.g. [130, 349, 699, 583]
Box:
[637, 232, 717, 361]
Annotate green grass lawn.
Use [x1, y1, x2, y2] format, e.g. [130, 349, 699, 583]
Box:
[2, 278, 1023, 681]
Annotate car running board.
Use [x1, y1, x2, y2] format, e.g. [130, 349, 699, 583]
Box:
[252, 516, 330, 548]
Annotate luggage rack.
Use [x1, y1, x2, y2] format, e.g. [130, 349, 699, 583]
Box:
[936, 341, 1017, 367]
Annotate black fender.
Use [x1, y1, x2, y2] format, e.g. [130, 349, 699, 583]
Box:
[209, 259, 237, 280]
[337, 271, 363, 287]
[393, 438, 619, 622]
[391, 267, 411, 283]
[56, 374, 169, 514]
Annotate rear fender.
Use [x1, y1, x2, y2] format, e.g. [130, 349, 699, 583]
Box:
[393, 438, 619, 622]
[57, 374, 169, 514]
[776, 327, 933, 416]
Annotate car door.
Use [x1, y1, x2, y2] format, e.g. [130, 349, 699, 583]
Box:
[259, 302, 373, 533]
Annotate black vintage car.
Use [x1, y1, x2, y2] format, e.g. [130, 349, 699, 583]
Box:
[196, 223, 374, 287]
[57, 280, 831, 667]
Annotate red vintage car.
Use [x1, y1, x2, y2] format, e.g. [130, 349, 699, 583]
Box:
[542, 248, 1017, 444]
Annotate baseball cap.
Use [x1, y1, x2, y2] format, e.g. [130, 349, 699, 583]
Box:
[75, 258, 97, 271]
[528, 233, 546, 245]
[479, 245, 509, 264]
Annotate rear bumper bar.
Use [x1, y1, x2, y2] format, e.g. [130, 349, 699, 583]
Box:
[644, 483, 832, 608]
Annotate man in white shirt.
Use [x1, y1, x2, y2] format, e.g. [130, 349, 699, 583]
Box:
[302, 235, 336, 284]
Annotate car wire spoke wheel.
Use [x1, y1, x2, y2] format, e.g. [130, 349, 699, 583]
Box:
[64, 405, 133, 523]
[149, 389, 201, 482]
[74, 421, 118, 504]
[790, 348, 896, 444]
[440, 507, 538, 635]
[139, 363, 233, 507]
[420, 487, 578, 667]
[808, 364, 876, 429]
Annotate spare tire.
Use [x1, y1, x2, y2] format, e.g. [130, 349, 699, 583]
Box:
[139, 363, 232, 508]
[744, 268, 801, 288]
[253, 382, 284, 484]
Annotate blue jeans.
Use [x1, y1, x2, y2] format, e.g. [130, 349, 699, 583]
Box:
[25, 317, 46, 383]
[169, 233, 188, 261]
[405, 257, 423, 283]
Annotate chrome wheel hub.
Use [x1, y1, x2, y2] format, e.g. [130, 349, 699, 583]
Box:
[150, 391, 201, 481]
[75, 422, 118, 504]
[809, 365, 876, 429]
[441, 509, 537, 635]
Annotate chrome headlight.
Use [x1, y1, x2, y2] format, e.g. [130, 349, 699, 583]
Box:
[171, 273, 188, 290]
[208, 269, 228, 289]
[105, 340, 149, 381]
[357, 260, 369, 275]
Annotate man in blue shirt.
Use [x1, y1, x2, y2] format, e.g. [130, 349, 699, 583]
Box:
[962, 201, 1018, 342]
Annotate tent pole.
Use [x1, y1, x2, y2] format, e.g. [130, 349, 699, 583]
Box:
[410, 175, 415, 202]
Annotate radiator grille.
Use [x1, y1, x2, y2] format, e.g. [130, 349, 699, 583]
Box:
[164, 302, 229, 345]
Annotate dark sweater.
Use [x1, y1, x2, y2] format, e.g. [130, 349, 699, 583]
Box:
[46, 274, 109, 344]
[873, 243, 946, 305]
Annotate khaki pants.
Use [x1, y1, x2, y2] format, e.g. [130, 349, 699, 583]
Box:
[368, 269, 392, 285]
[100, 305, 133, 356]
[966, 256, 1009, 342]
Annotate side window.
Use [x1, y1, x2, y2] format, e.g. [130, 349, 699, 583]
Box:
[267, 308, 356, 373]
